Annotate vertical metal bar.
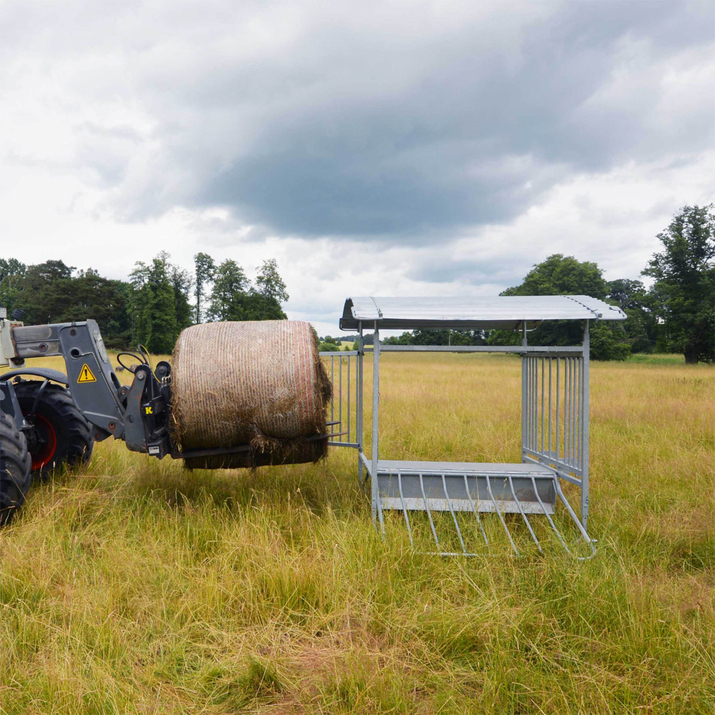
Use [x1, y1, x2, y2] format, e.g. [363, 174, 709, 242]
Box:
[566, 357, 572, 466]
[540, 358, 545, 455]
[569, 358, 576, 466]
[575, 357, 581, 468]
[556, 358, 560, 461]
[330, 354, 335, 427]
[531, 357, 536, 452]
[419, 473, 440, 551]
[521, 326, 528, 461]
[357, 325, 364, 483]
[549, 358, 554, 458]
[463, 474, 488, 546]
[338, 354, 343, 442]
[347, 354, 351, 443]
[441, 474, 466, 555]
[572, 357, 577, 468]
[485, 476, 518, 555]
[397, 472, 413, 547]
[581, 322, 590, 528]
[533, 357, 537, 452]
[507, 476, 541, 552]
[525, 357, 530, 452]
[371, 321, 381, 525]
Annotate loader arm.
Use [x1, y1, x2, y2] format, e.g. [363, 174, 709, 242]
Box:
[0, 318, 171, 455]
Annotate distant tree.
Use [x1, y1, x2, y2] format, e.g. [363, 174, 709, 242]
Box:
[0, 258, 26, 312]
[14, 260, 75, 324]
[130, 254, 177, 354]
[60, 269, 132, 348]
[606, 278, 657, 354]
[193, 252, 215, 324]
[383, 332, 415, 346]
[256, 258, 289, 303]
[1, 259, 131, 346]
[171, 264, 193, 332]
[207, 259, 288, 322]
[642, 205, 715, 364]
[207, 260, 250, 321]
[504, 254, 607, 300]
[318, 335, 339, 351]
[242, 291, 286, 320]
[498, 254, 630, 360]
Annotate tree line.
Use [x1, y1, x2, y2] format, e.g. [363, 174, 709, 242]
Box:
[1, 205, 711, 362]
[0, 252, 289, 354]
[381, 205, 714, 363]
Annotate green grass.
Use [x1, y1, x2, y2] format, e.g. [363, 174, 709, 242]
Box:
[627, 353, 687, 365]
[0, 354, 713, 713]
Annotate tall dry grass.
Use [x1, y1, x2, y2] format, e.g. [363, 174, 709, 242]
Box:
[0, 353, 712, 714]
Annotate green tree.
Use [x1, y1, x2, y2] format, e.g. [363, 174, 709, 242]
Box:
[319, 336, 340, 352]
[256, 259, 289, 303]
[242, 292, 286, 320]
[207, 260, 250, 321]
[0, 258, 26, 313]
[193, 252, 215, 324]
[207, 259, 287, 322]
[58, 269, 132, 348]
[642, 205, 715, 364]
[643, 204, 715, 364]
[504, 254, 607, 300]
[130, 254, 177, 354]
[606, 278, 657, 354]
[14, 260, 75, 325]
[171, 265, 193, 332]
[498, 254, 630, 360]
[1, 259, 131, 346]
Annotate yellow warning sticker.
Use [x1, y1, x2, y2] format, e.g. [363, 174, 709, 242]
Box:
[78, 364, 97, 383]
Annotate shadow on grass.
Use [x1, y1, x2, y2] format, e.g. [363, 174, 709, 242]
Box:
[126, 453, 367, 518]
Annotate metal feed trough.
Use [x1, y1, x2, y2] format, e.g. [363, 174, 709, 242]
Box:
[320, 295, 626, 557]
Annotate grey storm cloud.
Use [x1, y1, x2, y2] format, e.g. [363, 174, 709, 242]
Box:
[3, 0, 713, 244]
[409, 254, 533, 287]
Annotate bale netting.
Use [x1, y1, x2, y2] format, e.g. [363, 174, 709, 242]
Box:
[171, 320, 332, 470]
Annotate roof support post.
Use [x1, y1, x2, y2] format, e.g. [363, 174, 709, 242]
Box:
[581, 320, 590, 528]
[521, 322, 528, 464]
[357, 322, 364, 484]
[371, 321, 381, 526]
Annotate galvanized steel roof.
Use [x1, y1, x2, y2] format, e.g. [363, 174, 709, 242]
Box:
[339, 295, 627, 330]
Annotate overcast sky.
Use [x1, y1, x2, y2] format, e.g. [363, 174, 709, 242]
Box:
[1, 0, 713, 336]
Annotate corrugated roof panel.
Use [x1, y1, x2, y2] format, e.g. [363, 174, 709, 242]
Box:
[339, 295, 627, 330]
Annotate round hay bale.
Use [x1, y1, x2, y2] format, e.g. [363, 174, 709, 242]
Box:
[171, 320, 332, 469]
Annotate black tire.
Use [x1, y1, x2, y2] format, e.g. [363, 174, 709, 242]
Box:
[13, 381, 94, 478]
[0, 412, 32, 525]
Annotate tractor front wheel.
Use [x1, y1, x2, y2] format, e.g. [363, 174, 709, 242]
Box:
[13, 381, 94, 478]
[0, 412, 31, 525]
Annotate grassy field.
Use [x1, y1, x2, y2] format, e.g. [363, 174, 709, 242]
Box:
[0, 353, 713, 714]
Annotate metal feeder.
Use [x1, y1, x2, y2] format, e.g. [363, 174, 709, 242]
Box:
[321, 295, 627, 556]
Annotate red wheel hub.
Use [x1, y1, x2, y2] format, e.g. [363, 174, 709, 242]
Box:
[29, 414, 57, 470]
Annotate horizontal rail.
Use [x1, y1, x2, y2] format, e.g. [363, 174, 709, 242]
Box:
[372, 345, 585, 354]
[380, 497, 553, 514]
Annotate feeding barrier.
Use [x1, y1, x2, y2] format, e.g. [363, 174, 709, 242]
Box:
[321, 295, 627, 557]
